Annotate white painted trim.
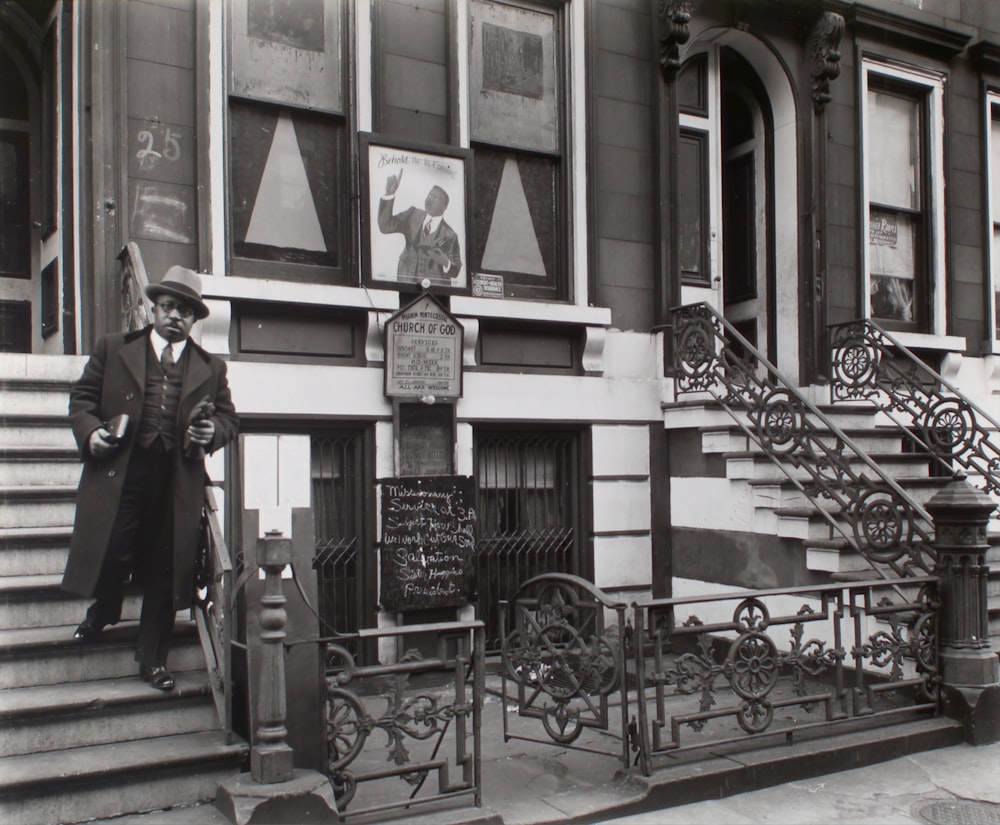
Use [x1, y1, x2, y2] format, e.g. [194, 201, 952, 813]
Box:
[356, 0, 372, 134]
[200, 273, 400, 310]
[455, 0, 469, 145]
[986, 91, 1000, 344]
[71, 5, 83, 354]
[861, 57, 947, 335]
[569, 0, 588, 308]
[450, 294, 610, 326]
[209, 0, 226, 277]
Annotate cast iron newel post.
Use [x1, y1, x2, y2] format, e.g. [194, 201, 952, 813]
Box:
[252, 529, 295, 783]
[925, 474, 1000, 744]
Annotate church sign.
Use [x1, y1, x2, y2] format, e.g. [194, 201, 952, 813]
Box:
[385, 293, 463, 400]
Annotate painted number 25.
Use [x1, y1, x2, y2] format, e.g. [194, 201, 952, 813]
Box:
[136, 128, 181, 163]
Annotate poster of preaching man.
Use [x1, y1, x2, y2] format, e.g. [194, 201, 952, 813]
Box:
[362, 138, 471, 292]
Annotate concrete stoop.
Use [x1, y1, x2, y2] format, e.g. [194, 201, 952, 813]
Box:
[0, 730, 248, 825]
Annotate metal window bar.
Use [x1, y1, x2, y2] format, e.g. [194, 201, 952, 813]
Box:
[476, 433, 579, 651]
[312, 435, 365, 651]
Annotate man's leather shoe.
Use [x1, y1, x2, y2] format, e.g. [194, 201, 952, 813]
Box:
[140, 665, 176, 691]
[73, 619, 104, 641]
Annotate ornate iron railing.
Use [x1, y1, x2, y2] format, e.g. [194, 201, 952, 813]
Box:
[322, 620, 484, 820]
[632, 578, 940, 772]
[119, 241, 151, 332]
[830, 319, 1000, 497]
[193, 485, 234, 741]
[499, 573, 635, 770]
[671, 302, 936, 578]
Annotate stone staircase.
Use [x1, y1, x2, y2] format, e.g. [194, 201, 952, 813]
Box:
[0, 355, 247, 825]
[668, 399, 1000, 650]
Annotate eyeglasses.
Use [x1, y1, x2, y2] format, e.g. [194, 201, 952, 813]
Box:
[155, 300, 196, 319]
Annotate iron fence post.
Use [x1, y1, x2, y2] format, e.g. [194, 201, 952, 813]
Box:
[926, 474, 1000, 744]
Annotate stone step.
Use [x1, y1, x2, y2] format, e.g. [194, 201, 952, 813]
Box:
[0, 574, 142, 629]
[0, 526, 72, 576]
[0, 729, 247, 825]
[0, 621, 203, 689]
[0, 416, 77, 449]
[702, 427, 913, 457]
[0, 379, 74, 418]
[0, 485, 78, 529]
[0, 673, 218, 757]
[0, 446, 82, 485]
[724, 451, 935, 483]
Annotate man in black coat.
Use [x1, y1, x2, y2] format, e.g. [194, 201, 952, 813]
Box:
[62, 265, 239, 691]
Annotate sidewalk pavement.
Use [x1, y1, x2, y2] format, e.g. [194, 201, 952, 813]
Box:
[100, 676, 1000, 825]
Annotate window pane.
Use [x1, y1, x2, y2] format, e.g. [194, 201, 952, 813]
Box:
[992, 105, 1000, 216]
[678, 131, 708, 285]
[0, 131, 30, 279]
[230, 101, 343, 269]
[867, 85, 920, 209]
[869, 208, 916, 323]
[473, 144, 559, 298]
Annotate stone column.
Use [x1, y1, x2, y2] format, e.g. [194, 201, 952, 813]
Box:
[925, 474, 1000, 744]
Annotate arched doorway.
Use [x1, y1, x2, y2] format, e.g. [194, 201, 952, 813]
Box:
[678, 30, 799, 380]
[0, 1, 71, 354]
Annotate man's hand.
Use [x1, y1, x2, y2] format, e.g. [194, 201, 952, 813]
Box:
[88, 427, 119, 459]
[187, 418, 215, 447]
[428, 247, 449, 268]
[384, 169, 403, 196]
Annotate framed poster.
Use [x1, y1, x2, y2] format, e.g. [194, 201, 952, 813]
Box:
[361, 135, 472, 293]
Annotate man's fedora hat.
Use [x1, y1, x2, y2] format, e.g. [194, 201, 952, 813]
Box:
[145, 265, 210, 319]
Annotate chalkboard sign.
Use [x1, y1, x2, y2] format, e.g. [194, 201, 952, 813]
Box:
[380, 476, 476, 612]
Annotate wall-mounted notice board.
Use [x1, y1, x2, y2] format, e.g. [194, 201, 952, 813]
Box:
[379, 475, 476, 611]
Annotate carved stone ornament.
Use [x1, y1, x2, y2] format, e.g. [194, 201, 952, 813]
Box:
[659, 0, 699, 81]
[809, 11, 844, 112]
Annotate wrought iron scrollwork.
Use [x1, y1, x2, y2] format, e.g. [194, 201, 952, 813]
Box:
[831, 319, 1000, 498]
[322, 622, 483, 818]
[672, 303, 936, 577]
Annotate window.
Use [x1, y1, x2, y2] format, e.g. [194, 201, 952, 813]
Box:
[988, 93, 1000, 339]
[861, 60, 944, 333]
[475, 429, 583, 649]
[227, 0, 350, 284]
[468, 0, 567, 301]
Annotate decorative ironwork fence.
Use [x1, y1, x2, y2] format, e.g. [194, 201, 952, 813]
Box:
[499, 574, 635, 769]
[830, 318, 1000, 497]
[498, 573, 940, 776]
[632, 577, 940, 773]
[322, 620, 484, 820]
[671, 302, 937, 579]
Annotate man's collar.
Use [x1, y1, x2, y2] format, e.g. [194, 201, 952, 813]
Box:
[150, 327, 188, 357]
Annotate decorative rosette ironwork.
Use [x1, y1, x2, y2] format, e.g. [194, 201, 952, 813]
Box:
[830, 318, 1000, 498]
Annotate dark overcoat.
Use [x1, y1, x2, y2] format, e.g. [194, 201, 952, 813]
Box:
[61, 326, 239, 611]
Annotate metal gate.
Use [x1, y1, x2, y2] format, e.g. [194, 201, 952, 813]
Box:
[475, 430, 584, 651]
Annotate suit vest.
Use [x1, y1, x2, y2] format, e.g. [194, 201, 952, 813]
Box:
[136, 342, 185, 450]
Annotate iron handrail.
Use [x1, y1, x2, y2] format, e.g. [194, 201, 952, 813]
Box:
[669, 302, 936, 578]
[830, 318, 1000, 497]
[194, 484, 234, 742]
[118, 241, 151, 332]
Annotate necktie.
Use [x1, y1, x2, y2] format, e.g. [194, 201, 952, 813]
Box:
[422, 219, 431, 239]
[160, 343, 174, 372]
